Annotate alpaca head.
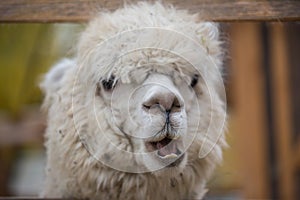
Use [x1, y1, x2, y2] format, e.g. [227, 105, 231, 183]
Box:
[69, 25, 226, 175]
[42, 2, 227, 179]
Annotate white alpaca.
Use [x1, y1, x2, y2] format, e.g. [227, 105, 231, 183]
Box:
[40, 2, 227, 199]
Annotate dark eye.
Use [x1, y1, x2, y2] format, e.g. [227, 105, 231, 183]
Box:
[101, 75, 116, 91]
[190, 74, 199, 87]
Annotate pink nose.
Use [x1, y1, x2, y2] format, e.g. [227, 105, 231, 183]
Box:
[142, 89, 183, 112]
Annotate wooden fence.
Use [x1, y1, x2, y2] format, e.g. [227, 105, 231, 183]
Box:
[0, 0, 299, 22]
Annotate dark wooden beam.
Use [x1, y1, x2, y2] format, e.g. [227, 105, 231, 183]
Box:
[0, 0, 299, 23]
[229, 22, 270, 199]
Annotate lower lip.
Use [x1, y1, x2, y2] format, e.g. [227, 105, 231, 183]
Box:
[166, 153, 185, 167]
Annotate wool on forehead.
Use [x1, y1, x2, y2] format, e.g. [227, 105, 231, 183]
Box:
[76, 2, 223, 86]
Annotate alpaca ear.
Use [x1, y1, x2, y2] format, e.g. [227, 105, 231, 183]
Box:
[196, 22, 219, 41]
[40, 58, 74, 95]
[195, 22, 221, 57]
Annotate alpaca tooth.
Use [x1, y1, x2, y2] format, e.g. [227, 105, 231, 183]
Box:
[157, 153, 178, 159]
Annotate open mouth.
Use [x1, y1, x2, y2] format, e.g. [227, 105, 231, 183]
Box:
[145, 137, 182, 159]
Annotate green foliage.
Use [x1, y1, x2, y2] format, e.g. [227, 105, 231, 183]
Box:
[0, 24, 59, 117]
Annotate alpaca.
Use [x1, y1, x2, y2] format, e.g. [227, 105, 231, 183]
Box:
[40, 2, 227, 199]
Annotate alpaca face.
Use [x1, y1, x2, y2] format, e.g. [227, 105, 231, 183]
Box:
[93, 64, 205, 173]
[67, 26, 226, 175]
[68, 24, 227, 174]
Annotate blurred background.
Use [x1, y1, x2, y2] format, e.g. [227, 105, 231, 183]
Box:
[0, 22, 299, 199]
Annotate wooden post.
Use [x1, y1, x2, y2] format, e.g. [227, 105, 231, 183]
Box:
[229, 23, 270, 199]
[270, 23, 295, 200]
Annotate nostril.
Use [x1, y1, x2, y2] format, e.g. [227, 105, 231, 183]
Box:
[172, 103, 181, 108]
[172, 97, 183, 109]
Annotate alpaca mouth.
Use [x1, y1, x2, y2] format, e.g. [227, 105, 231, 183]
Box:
[145, 137, 182, 159]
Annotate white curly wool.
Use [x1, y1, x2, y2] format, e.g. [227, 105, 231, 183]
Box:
[41, 2, 227, 199]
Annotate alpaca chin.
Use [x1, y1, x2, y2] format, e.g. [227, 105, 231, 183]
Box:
[151, 155, 188, 178]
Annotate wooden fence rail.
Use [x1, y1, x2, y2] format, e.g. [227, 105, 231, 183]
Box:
[0, 0, 300, 23]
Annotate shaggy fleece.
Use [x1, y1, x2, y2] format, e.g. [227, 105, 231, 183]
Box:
[40, 2, 227, 199]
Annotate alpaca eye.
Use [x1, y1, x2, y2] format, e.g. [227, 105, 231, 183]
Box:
[190, 74, 199, 88]
[101, 75, 116, 91]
